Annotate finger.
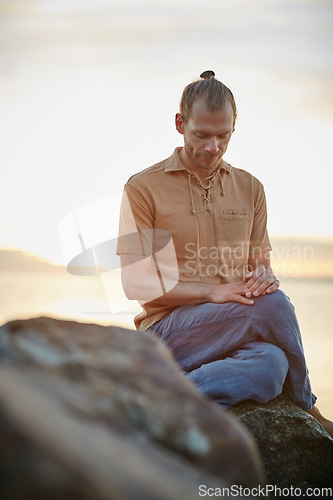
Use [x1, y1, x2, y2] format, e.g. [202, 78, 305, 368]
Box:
[244, 268, 267, 289]
[234, 294, 254, 306]
[246, 275, 277, 297]
[266, 279, 280, 294]
[252, 276, 278, 296]
[252, 276, 279, 297]
[245, 274, 270, 296]
[246, 269, 275, 290]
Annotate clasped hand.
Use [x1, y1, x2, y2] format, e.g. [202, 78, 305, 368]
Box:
[244, 266, 280, 298]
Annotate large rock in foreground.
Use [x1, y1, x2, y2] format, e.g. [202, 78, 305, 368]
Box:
[230, 394, 333, 493]
[0, 317, 262, 499]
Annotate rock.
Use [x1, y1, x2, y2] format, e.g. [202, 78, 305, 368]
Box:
[0, 317, 262, 499]
[230, 394, 333, 493]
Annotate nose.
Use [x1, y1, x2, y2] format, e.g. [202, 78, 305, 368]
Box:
[205, 137, 219, 154]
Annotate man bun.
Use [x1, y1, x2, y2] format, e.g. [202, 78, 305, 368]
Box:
[180, 70, 237, 126]
[200, 70, 215, 79]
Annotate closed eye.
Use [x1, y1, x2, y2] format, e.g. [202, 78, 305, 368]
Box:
[194, 131, 233, 140]
[218, 132, 232, 139]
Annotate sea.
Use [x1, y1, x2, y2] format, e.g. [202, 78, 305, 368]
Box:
[0, 261, 332, 419]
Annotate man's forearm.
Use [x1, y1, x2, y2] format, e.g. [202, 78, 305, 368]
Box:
[144, 279, 217, 307]
[120, 254, 254, 307]
[122, 263, 215, 306]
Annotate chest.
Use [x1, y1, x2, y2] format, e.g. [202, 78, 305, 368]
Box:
[151, 176, 254, 247]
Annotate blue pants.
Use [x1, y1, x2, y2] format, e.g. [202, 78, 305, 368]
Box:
[149, 290, 316, 410]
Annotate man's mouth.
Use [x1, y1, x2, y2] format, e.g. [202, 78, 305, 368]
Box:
[201, 154, 221, 162]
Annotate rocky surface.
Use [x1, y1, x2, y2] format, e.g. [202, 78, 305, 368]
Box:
[0, 317, 262, 500]
[230, 394, 333, 493]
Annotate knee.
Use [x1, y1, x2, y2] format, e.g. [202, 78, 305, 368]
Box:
[258, 289, 289, 309]
[250, 342, 289, 401]
[254, 289, 296, 323]
[263, 343, 289, 381]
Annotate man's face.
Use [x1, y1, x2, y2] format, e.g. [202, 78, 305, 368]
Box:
[176, 98, 234, 174]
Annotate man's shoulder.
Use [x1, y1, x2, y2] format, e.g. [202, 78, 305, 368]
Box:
[125, 148, 183, 188]
[126, 160, 166, 184]
[124, 157, 171, 190]
[229, 163, 264, 188]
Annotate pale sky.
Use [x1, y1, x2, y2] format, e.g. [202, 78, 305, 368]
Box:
[1, 0, 333, 264]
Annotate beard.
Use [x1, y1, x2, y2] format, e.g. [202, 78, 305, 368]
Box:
[184, 142, 223, 172]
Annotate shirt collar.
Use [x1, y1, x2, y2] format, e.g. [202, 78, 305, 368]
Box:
[164, 147, 232, 173]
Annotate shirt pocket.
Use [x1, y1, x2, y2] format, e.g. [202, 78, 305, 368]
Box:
[220, 209, 251, 244]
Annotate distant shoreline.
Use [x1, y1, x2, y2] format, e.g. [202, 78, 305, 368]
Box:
[1, 246, 333, 280]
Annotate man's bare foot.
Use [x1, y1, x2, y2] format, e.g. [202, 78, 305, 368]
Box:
[307, 405, 333, 438]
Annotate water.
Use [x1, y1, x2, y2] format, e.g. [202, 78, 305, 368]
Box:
[1, 268, 332, 418]
[279, 277, 333, 418]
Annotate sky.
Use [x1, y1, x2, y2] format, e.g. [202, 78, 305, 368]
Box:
[1, 0, 333, 264]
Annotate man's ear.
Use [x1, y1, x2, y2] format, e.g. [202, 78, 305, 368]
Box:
[175, 113, 184, 134]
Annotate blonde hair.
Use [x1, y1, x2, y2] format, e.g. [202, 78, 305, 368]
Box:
[179, 70, 237, 126]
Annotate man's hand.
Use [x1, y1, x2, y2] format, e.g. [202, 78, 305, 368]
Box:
[209, 281, 255, 306]
[244, 266, 280, 298]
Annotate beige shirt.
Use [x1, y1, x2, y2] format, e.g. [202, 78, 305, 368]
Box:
[117, 148, 271, 330]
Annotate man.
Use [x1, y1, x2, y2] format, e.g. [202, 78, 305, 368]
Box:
[117, 70, 332, 435]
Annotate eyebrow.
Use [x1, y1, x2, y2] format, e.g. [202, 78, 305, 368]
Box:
[194, 128, 233, 135]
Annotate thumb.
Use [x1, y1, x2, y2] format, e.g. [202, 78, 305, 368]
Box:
[234, 294, 254, 306]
